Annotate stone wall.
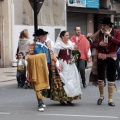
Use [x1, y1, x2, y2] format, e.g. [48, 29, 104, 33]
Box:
[0, 0, 12, 67]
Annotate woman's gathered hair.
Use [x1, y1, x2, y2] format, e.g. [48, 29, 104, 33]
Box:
[60, 30, 68, 38]
[19, 29, 29, 39]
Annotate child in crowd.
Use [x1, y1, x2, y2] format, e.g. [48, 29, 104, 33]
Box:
[16, 52, 27, 88]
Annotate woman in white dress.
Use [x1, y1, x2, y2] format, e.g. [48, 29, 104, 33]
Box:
[51, 30, 82, 105]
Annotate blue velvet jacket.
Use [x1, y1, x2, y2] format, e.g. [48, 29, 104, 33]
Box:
[34, 42, 51, 63]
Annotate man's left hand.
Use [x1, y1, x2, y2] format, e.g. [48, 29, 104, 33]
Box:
[105, 31, 111, 37]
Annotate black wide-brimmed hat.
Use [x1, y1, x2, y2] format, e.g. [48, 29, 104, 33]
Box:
[99, 16, 113, 25]
[33, 28, 48, 36]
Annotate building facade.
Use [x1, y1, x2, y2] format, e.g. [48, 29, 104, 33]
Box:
[67, 0, 118, 36]
[0, 0, 66, 67]
[67, 0, 120, 35]
[0, 0, 120, 67]
[0, 0, 12, 67]
[111, 0, 120, 29]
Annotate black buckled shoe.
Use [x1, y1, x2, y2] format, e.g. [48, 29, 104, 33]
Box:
[97, 97, 104, 105]
[83, 84, 87, 88]
[108, 102, 115, 106]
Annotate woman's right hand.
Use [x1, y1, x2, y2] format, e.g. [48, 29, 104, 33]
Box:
[57, 64, 63, 73]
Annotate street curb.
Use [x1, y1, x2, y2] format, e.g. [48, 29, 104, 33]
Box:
[0, 79, 16, 83]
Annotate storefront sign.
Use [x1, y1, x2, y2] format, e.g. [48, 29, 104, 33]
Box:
[86, 0, 99, 8]
[68, 0, 99, 8]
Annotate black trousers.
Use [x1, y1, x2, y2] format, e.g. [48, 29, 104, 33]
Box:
[16, 70, 26, 85]
[116, 54, 120, 78]
[97, 58, 116, 82]
[77, 59, 86, 84]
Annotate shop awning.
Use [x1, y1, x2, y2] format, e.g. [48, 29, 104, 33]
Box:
[67, 6, 116, 15]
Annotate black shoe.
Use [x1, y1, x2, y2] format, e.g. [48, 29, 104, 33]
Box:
[108, 102, 115, 106]
[24, 84, 28, 89]
[67, 101, 74, 106]
[24, 81, 28, 89]
[60, 101, 67, 105]
[20, 84, 24, 87]
[83, 84, 87, 88]
[18, 83, 20, 87]
[97, 97, 104, 105]
[116, 77, 120, 80]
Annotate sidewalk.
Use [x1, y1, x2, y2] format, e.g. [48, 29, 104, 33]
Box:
[0, 61, 92, 83]
[0, 67, 17, 82]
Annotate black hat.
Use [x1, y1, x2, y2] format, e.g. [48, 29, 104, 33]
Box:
[99, 17, 113, 25]
[33, 28, 48, 36]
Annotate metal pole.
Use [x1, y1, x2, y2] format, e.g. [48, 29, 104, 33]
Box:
[34, 0, 38, 33]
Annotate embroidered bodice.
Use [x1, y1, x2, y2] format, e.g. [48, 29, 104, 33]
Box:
[58, 49, 72, 63]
